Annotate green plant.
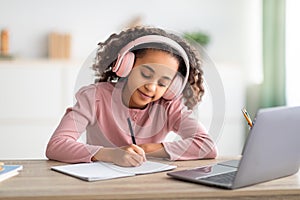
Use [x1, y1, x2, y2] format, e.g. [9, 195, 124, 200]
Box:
[183, 31, 210, 46]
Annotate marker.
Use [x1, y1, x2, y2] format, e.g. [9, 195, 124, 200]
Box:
[127, 118, 136, 144]
[241, 108, 253, 128]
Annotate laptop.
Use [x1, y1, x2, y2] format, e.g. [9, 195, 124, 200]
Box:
[167, 106, 300, 189]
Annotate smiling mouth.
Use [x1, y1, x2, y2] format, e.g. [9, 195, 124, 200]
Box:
[137, 89, 154, 99]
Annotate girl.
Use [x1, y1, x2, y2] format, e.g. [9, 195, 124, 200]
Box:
[46, 26, 217, 167]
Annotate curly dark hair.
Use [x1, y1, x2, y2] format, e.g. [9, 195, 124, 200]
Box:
[92, 26, 204, 110]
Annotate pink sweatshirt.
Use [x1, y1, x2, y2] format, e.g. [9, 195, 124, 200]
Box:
[46, 81, 217, 163]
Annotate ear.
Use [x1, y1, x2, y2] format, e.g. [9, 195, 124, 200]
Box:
[163, 75, 184, 100]
[113, 52, 135, 77]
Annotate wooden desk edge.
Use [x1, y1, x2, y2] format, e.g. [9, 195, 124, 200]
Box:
[0, 158, 299, 200]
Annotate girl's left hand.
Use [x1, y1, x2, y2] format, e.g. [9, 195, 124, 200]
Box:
[139, 143, 169, 158]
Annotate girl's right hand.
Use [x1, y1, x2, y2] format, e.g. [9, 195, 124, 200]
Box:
[93, 144, 146, 167]
[112, 144, 147, 167]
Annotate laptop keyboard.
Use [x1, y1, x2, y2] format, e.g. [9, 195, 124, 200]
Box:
[200, 171, 237, 184]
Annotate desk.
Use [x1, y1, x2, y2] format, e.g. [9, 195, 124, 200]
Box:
[0, 158, 299, 200]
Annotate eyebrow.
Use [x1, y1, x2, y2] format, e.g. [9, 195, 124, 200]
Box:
[141, 65, 172, 80]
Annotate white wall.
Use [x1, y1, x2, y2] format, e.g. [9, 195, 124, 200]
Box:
[286, 0, 300, 106]
[0, 0, 262, 158]
[0, 0, 261, 63]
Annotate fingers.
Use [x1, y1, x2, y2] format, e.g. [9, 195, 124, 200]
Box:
[117, 144, 146, 167]
[126, 156, 143, 167]
[110, 145, 146, 167]
[126, 145, 146, 166]
[129, 144, 147, 162]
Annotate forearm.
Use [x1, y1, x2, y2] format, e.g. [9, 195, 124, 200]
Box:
[46, 135, 101, 163]
[46, 99, 96, 163]
[139, 143, 170, 159]
[167, 112, 217, 160]
[163, 136, 217, 161]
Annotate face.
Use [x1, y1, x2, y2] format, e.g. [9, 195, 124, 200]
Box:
[123, 50, 179, 109]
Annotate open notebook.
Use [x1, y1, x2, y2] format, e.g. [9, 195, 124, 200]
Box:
[51, 161, 176, 181]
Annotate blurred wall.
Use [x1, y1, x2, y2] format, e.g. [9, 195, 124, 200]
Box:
[0, 0, 261, 68]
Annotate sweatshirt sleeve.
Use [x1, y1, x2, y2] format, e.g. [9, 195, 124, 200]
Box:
[162, 98, 218, 160]
[46, 85, 102, 163]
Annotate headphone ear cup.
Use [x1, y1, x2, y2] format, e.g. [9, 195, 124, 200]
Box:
[163, 75, 184, 100]
[114, 52, 135, 77]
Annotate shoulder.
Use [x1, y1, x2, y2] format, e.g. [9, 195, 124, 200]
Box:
[75, 82, 115, 100]
[77, 82, 114, 92]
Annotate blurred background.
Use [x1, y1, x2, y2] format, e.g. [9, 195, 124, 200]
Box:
[0, 0, 299, 159]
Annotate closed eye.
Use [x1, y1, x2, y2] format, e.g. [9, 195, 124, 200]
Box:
[158, 80, 171, 87]
[140, 64, 173, 87]
[140, 65, 154, 79]
[141, 71, 153, 79]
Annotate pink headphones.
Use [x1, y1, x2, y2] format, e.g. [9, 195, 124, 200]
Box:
[112, 35, 190, 100]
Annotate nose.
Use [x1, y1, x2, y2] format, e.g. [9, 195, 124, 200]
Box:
[144, 83, 157, 92]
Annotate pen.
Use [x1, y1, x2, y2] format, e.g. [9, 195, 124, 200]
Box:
[241, 108, 253, 128]
[127, 118, 136, 145]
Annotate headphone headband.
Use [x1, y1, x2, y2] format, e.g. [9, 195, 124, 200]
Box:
[115, 35, 189, 74]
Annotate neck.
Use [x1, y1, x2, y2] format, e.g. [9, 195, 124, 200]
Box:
[121, 83, 131, 108]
